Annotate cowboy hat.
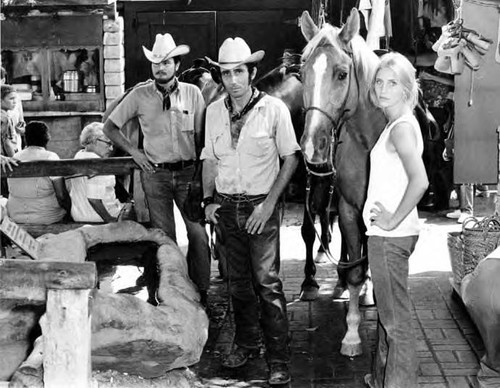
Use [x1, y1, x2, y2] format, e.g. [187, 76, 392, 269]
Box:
[142, 33, 190, 64]
[206, 37, 265, 70]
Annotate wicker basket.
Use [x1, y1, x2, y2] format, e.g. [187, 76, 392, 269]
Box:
[447, 216, 500, 284]
[462, 216, 500, 275]
[447, 231, 464, 284]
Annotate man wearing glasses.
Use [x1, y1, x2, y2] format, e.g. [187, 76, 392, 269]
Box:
[67, 122, 125, 223]
[103, 33, 211, 307]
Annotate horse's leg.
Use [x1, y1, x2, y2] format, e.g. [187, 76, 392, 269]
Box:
[359, 238, 375, 306]
[315, 210, 333, 264]
[300, 205, 319, 301]
[332, 236, 350, 299]
[338, 200, 366, 357]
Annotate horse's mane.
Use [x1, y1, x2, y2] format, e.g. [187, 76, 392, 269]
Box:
[302, 23, 379, 101]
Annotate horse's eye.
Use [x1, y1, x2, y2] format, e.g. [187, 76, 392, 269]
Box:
[338, 72, 348, 81]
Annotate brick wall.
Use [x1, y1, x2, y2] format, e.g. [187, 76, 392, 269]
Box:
[103, 16, 125, 110]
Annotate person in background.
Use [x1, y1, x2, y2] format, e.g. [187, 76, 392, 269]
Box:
[202, 37, 300, 385]
[7, 121, 70, 224]
[67, 122, 127, 223]
[1, 85, 23, 157]
[1, 66, 25, 150]
[363, 52, 429, 388]
[103, 33, 211, 307]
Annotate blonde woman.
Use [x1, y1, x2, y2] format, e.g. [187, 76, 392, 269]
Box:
[363, 53, 429, 388]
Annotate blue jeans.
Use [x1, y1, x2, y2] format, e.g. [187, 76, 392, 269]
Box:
[141, 165, 210, 292]
[216, 194, 290, 364]
[368, 235, 419, 388]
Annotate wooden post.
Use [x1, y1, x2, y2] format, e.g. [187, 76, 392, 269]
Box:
[0, 259, 96, 387]
[44, 289, 93, 388]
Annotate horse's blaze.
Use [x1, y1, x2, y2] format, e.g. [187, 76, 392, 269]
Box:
[312, 53, 327, 107]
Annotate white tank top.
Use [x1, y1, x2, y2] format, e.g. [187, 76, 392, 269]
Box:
[363, 114, 424, 237]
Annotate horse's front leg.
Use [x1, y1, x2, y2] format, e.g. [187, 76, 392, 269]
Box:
[341, 282, 363, 357]
[300, 206, 319, 301]
[314, 210, 334, 264]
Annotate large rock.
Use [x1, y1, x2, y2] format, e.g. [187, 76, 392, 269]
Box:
[2, 221, 208, 383]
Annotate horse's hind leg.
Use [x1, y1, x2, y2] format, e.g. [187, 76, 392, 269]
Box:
[333, 236, 349, 299]
[300, 207, 319, 301]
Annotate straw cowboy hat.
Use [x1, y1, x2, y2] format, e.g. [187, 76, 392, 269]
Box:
[206, 37, 265, 70]
[142, 33, 190, 64]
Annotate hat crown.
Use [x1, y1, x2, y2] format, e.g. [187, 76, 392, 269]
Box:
[151, 33, 176, 58]
[218, 37, 252, 64]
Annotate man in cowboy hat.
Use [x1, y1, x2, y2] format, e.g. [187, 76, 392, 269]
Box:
[103, 33, 211, 306]
[201, 37, 300, 385]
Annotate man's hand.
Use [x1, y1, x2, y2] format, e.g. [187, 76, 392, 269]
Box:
[131, 149, 155, 173]
[1, 155, 19, 174]
[204, 203, 221, 224]
[245, 200, 274, 235]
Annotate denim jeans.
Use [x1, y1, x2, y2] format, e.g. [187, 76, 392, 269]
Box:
[141, 165, 211, 292]
[368, 235, 419, 388]
[216, 194, 290, 364]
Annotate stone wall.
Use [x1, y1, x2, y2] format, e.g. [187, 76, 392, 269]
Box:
[103, 16, 125, 110]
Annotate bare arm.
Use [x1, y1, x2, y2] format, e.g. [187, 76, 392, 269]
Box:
[88, 198, 116, 223]
[246, 151, 299, 234]
[52, 177, 72, 215]
[371, 122, 429, 231]
[202, 158, 220, 224]
[103, 119, 154, 173]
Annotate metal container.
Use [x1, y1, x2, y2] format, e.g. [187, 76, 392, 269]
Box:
[63, 71, 81, 93]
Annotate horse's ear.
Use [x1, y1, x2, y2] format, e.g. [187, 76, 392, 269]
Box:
[339, 8, 360, 44]
[300, 11, 319, 41]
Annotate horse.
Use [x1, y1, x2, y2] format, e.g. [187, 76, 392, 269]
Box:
[299, 9, 387, 356]
[179, 57, 340, 301]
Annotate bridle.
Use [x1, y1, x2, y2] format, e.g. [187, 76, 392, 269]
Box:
[302, 46, 357, 179]
[301, 45, 361, 267]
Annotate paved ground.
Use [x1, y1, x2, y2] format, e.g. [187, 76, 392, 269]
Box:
[191, 193, 497, 388]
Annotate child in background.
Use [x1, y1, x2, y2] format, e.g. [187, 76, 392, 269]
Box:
[1, 84, 25, 157]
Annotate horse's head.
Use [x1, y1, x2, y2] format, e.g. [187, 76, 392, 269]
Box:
[299, 9, 377, 168]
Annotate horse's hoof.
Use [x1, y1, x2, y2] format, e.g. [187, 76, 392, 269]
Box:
[332, 286, 349, 300]
[300, 287, 319, 301]
[340, 341, 363, 357]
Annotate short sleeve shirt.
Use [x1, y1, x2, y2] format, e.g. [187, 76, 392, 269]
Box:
[108, 80, 205, 164]
[201, 94, 300, 195]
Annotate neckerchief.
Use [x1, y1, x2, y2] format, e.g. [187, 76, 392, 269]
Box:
[155, 78, 179, 111]
[224, 88, 265, 148]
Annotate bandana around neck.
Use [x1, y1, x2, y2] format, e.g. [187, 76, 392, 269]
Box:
[224, 87, 264, 123]
[155, 78, 179, 111]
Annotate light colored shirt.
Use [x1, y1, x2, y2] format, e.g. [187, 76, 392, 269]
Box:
[108, 80, 205, 164]
[363, 114, 424, 237]
[67, 150, 123, 222]
[7, 146, 66, 224]
[201, 93, 300, 195]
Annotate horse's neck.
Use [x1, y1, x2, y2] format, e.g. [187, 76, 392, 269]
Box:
[346, 103, 387, 151]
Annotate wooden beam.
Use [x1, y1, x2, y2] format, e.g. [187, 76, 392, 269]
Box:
[0, 259, 97, 303]
[44, 289, 93, 388]
[3, 157, 138, 178]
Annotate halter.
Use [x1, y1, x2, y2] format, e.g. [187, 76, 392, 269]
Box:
[301, 43, 361, 266]
[302, 46, 355, 179]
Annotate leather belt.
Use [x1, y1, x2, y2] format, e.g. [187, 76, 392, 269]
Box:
[153, 160, 194, 171]
[218, 193, 267, 203]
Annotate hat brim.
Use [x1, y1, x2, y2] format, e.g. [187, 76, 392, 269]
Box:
[205, 50, 265, 70]
[143, 44, 190, 64]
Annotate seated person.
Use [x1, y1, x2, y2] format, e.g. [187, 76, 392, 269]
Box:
[67, 122, 126, 222]
[7, 121, 69, 224]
